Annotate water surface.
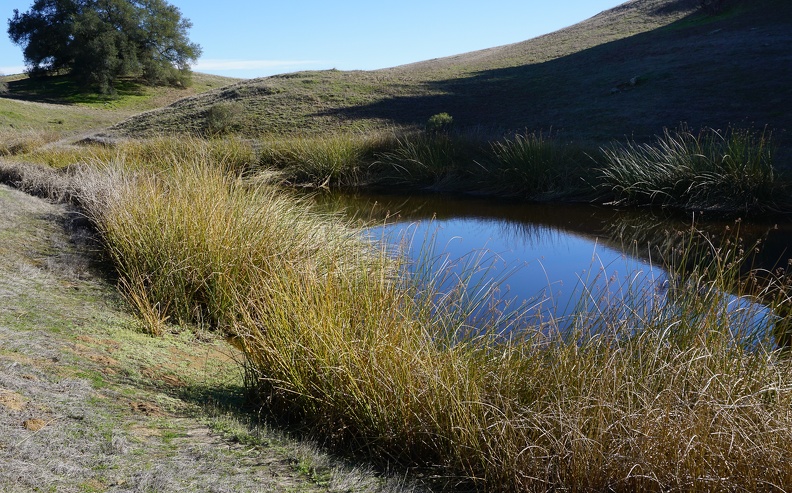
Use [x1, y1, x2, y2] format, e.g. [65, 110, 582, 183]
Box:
[314, 192, 792, 338]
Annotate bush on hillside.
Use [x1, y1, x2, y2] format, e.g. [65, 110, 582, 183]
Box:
[426, 112, 454, 135]
[205, 102, 242, 135]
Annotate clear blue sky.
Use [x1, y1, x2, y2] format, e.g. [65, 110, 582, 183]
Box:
[1, 0, 621, 79]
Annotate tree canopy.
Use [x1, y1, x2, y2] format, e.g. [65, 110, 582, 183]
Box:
[8, 0, 202, 93]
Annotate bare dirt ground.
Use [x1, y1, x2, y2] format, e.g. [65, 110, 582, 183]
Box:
[0, 182, 419, 492]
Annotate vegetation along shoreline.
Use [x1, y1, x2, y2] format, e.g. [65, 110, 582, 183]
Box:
[2, 0, 792, 491]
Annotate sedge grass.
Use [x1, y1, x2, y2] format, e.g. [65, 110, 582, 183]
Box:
[253, 127, 786, 210]
[370, 132, 476, 188]
[259, 130, 593, 200]
[258, 131, 483, 190]
[258, 132, 395, 187]
[66, 146, 792, 491]
[599, 126, 781, 213]
[476, 131, 589, 198]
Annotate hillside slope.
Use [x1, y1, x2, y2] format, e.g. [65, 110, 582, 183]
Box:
[0, 73, 239, 135]
[107, 0, 791, 154]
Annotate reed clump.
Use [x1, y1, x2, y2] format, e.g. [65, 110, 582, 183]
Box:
[258, 132, 396, 187]
[260, 130, 584, 197]
[476, 131, 589, 198]
[370, 132, 477, 188]
[258, 126, 787, 212]
[598, 126, 781, 213]
[70, 145, 792, 491]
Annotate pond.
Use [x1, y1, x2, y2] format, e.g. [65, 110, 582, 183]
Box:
[312, 192, 792, 342]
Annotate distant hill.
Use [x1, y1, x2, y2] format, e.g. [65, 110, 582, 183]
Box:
[0, 72, 240, 133]
[106, 0, 791, 156]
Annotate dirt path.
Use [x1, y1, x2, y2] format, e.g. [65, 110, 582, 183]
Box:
[0, 183, 416, 492]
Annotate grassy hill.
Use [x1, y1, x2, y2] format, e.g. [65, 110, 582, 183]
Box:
[104, 0, 791, 157]
[0, 72, 239, 134]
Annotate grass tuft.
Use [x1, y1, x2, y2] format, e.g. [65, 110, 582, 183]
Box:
[598, 126, 782, 213]
[258, 132, 394, 187]
[477, 131, 589, 198]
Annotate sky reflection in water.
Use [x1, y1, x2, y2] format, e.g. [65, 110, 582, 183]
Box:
[368, 214, 666, 332]
[312, 192, 791, 340]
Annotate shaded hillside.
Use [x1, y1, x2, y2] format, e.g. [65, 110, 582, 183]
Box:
[106, 0, 792, 156]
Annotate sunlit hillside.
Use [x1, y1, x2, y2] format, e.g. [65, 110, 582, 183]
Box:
[103, 0, 790, 160]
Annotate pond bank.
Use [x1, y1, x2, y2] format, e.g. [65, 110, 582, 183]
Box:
[6, 138, 792, 491]
[262, 126, 790, 217]
[0, 181, 420, 493]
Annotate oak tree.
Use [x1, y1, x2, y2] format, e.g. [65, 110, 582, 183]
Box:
[8, 0, 202, 93]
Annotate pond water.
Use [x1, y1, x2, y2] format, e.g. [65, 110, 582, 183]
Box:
[312, 192, 792, 340]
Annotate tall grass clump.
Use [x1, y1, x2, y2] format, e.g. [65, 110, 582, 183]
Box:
[599, 126, 780, 213]
[370, 132, 482, 188]
[259, 133, 395, 187]
[260, 131, 481, 190]
[477, 131, 588, 198]
[71, 152, 355, 334]
[72, 147, 792, 490]
[257, 130, 596, 198]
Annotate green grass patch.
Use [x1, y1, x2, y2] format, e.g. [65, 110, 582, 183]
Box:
[4, 73, 238, 110]
[261, 130, 595, 199]
[0, 98, 120, 134]
[598, 126, 784, 213]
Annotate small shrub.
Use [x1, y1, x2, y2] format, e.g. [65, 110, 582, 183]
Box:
[205, 101, 242, 135]
[425, 113, 454, 135]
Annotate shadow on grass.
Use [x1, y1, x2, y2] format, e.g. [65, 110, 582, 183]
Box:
[4, 74, 146, 105]
[315, 1, 792, 149]
[175, 378, 446, 492]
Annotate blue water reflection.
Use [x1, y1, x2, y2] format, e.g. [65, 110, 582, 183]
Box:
[368, 214, 670, 334]
[308, 191, 790, 342]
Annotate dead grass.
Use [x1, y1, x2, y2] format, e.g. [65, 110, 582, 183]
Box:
[0, 180, 423, 492]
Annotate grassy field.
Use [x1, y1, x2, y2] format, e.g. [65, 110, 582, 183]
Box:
[0, 72, 239, 136]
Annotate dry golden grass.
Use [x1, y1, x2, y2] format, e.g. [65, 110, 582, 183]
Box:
[53, 138, 792, 491]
